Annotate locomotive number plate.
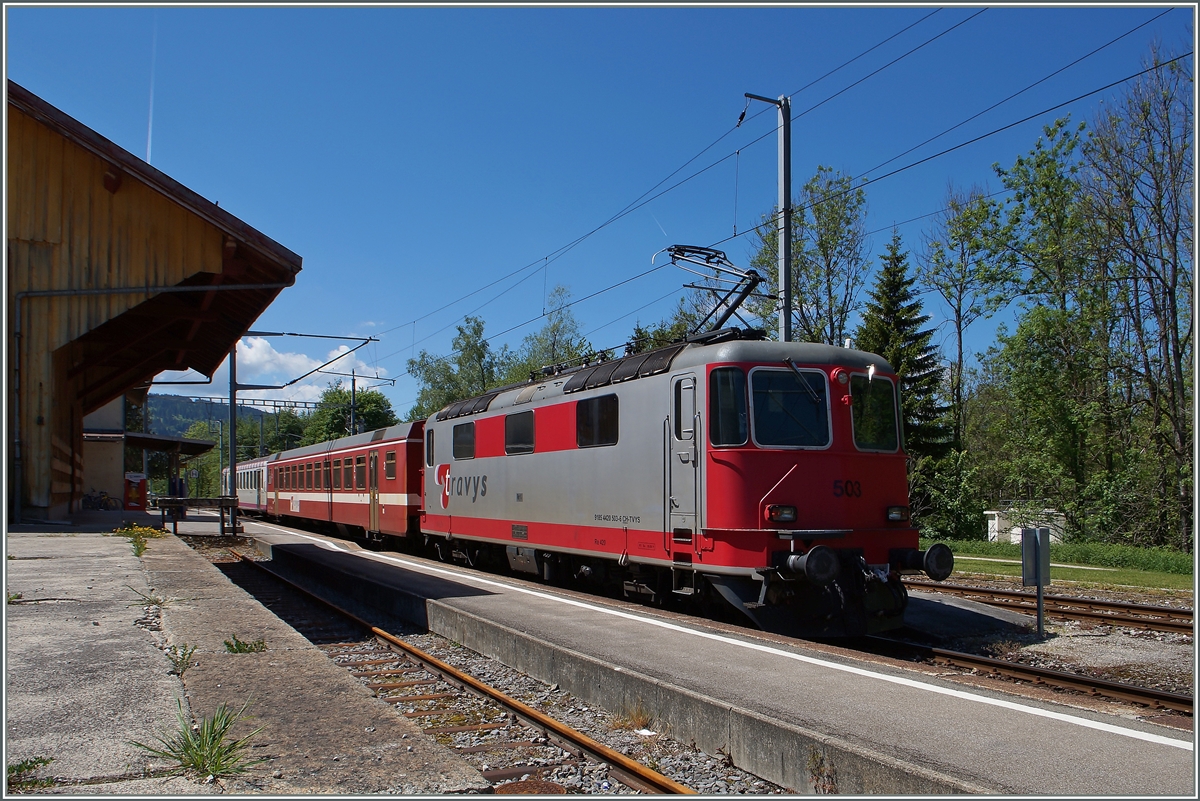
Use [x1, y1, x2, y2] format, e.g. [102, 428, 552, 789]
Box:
[833, 479, 863, 498]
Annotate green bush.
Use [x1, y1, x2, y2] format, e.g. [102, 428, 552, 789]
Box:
[922, 538, 1194, 575]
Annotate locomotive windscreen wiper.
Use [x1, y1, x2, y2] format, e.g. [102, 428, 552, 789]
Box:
[784, 358, 823, 406]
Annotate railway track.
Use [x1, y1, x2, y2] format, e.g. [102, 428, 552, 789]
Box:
[904, 579, 1194, 635]
[220, 549, 695, 794]
[866, 635, 1193, 715]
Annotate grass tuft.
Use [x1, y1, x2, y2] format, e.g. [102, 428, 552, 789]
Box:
[166, 643, 198, 677]
[611, 698, 654, 731]
[7, 756, 55, 792]
[224, 635, 267, 653]
[7, 591, 23, 604]
[130, 699, 264, 780]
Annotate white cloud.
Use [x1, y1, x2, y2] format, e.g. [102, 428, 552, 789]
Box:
[150, 339, 389, 405]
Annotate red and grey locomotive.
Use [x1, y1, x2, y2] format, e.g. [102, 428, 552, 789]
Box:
[229, 328, 953, 637]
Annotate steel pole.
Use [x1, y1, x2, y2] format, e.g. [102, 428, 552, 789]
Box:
[228, 346, 237, 531]
[778, 95, 792, 343]
[350, 369, 357, 435]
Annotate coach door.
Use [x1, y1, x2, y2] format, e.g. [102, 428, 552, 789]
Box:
[368, 450, 381, 532]
[667, 375, 699, 543]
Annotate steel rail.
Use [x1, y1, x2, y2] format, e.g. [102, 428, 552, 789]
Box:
[904, 580, 1194, 635]
[867, 636, 1193, 714]
[229, 550, 694, 794]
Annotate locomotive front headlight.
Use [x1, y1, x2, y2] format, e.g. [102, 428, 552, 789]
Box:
[886, 506, 910, 522]
[766, 505, 797, 523]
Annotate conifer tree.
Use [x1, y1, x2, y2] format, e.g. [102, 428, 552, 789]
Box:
[854, 231, 950, 459]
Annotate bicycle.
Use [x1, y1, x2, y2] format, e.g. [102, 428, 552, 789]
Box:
[82, 489, 121, 511]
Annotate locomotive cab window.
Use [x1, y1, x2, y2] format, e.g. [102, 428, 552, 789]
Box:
[577, 394, 618, 448]
[505, 411, 535, 454]
[453, 422, 476, 459]
[709, 367, 748, 446]
[385, 451, 396, 479]
[750, 368, 831, 448]
[425, 429, 435, 467]
[850, 374, 899, 452]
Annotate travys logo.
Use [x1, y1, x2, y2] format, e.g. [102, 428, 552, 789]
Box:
[434, 463, 487, 509]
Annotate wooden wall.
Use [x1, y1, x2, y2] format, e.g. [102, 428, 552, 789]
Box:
[7, 105, 225, 517]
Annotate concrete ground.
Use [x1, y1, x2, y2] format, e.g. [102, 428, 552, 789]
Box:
[4, 515, 488, 795]
[247, 524, 1195, 796]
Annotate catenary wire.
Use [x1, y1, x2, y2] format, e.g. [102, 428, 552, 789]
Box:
[368, 8, 956, 344]
[368, 49, 1192, 390]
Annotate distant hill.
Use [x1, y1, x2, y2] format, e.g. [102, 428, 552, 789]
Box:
[145, 394, 270, 438]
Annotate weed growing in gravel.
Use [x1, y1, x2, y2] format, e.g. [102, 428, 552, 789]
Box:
[111, 523, 164, 557]
[127, 586, 176, 608]
[224, 635, 266, 653]
[7, 591, 23, 604]
[167, 643, 198, 677]
[130, 699, 265, 781]
[611, 698, 654, 731]
[7, 756, 55, 791]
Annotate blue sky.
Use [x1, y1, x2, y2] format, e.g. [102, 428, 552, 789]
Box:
[5, 4, 1194, 417]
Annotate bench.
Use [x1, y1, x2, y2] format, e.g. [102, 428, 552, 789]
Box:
[154, 496, 241, 536]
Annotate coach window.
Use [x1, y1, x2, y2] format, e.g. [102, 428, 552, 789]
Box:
[577, 394, 619, 448]
[453, 422, 475, 460]
[332, 459, 341, 489]
[425, 429, 435, 466]
[343, 459, 353, 489]
[505, 411, 535, 455]
[355, 455, 367, 489]
[315, 462, 323, 490]
[850, 374, 899, 452]
[710, 367, 748, 446]
[385, 451, 397, 479]
[750, 368, 831, 448]
[306, 463, 312, 489]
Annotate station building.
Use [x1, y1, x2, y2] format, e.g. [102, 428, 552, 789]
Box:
[7, 80, 302, 522]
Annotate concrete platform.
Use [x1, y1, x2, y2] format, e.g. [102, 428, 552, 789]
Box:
[247, 522, 1195, 796]
[4, 517, 488, 794]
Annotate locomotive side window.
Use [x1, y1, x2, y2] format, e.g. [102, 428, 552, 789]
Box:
[453, 422, 476, 459]
[333, 459, 341, 489]
[750, 368, 831, 448]
[709, 367, 748, 446]
[577, 394, 619, 448]
[385, 451, 396, 479]
[425, 429, 435, 467]
[355, 455, 366, 489]
[850, 374, 899, 452]
[505, 411, 535, 454]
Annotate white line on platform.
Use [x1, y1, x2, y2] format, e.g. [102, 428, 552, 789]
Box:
[244, 521, 1192, 752]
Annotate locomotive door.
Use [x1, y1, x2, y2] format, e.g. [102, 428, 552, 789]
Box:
[368, 450, 381, 532]
[667, 375, 699, 542]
